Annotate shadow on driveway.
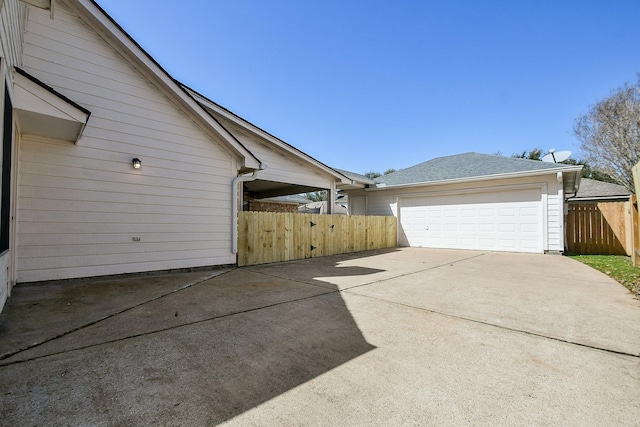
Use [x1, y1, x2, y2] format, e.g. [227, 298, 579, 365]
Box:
[0, 251, 395, 425]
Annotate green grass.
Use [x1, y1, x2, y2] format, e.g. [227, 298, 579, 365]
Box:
[568, 255, 640, 298]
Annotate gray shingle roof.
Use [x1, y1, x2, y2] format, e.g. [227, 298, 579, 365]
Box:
[334, 168, 376, 185]
[570, 178, 631, 200]
[375, 152, 579, 186]
[262, 195, 311, 204]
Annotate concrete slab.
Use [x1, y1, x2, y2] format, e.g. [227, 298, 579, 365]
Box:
[1, 248, 639, 426]
[1, 293, 374, 426]
[0, 268, 334, 364]
[348, 251, 640, 356]
[0, 269, 227, 360]
[221, 292, 640, 426]
[247, 248, 481, 290]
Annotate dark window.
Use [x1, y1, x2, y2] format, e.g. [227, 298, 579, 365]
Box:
[1, 83, 12, 252]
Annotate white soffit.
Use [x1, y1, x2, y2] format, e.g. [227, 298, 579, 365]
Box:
[13, 69, 90, 143]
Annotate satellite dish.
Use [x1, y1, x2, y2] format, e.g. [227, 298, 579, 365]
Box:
[542, 148, 571, 163]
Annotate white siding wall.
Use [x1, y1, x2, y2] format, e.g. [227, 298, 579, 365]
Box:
[217, 118, 335, 189]
[0, 0, 25, 309]
[352, 174, 564, 252]
[0, 0, 24, 70]
[16, 4, 237, 282]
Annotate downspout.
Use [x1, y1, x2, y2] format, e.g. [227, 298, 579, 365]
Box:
[231, 170, 259, 254]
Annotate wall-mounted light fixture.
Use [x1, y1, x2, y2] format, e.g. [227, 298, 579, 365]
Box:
[132, 158, 142, 169]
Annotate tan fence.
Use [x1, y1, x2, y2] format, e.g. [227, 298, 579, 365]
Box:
[565, 201, 631, 256]
[238, 212, 397, 267]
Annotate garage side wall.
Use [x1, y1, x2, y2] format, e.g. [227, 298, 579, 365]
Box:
[348, 174, 565, 253]
[16, 5, 237, 282]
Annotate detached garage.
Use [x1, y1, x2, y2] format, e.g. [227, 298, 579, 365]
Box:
[342, 153, 583, 254]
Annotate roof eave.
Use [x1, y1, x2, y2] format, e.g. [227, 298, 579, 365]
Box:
[367, 166, 584, 191]
[569, 196, 632, 202]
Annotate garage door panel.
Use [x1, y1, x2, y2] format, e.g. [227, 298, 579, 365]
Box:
[479, 223, 495, 232]
[500, 239, 516, 248]
[520, 206, 538, 216]
[499, 223, 516, 232]
[400, 188, 543, 253]
[444, 223, 458, 232]
[498, 207, 516, 217]
[459, 237, 475, 246]
[461, 223, 475, 232]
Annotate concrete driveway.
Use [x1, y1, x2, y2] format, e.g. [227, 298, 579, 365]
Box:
[1, 248, 639, 426]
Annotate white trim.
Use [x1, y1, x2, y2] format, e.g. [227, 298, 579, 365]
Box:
[367, 167, 583, 191]
[542, 186, 548, 251]
[13, 70, 89, 142]
[393, 182, 547, 200]
[9, 125, 18, 291]
[557, 172, 564, 252]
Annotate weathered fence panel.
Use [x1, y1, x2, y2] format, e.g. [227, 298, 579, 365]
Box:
[238, 212, 397, 266]
[565, 201, 630, 255]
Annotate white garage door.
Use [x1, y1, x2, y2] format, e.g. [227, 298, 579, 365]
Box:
[399, 188, 543, 253]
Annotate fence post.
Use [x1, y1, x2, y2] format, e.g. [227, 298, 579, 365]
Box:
[633, 161, 640, 266]
[632, 196, 639, 265]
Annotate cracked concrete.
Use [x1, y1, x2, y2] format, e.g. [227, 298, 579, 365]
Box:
[1, 248, 639, 426]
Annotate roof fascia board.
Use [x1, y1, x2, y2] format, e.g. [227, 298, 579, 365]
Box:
[64, 0, 260, 170]
[14, 67, 90, 117]
[367, 166, 584, 191]
[13, 67, 90, 142]
[186, 87, 351, 184]
[569, 196, 632, 202]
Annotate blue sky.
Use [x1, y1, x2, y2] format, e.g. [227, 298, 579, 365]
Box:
[97, 0, 640, 175]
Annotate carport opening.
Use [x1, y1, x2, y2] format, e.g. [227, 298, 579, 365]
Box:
[242, 179, 337, 214]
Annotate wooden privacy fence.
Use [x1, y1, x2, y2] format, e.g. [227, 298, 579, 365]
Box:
[238, 212, 397, 267]
[565, 201, 631, 255]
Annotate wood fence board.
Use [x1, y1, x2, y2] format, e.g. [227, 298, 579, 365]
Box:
[566, 201, 629, 255]
[238, 212, 397, 266]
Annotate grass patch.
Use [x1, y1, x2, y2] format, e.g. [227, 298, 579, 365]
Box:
[568, 255, 640, 298]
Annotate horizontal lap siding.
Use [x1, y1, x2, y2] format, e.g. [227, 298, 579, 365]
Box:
[547, 194, 561, 251]
[17, 5, 236, 282]
[1, 0, 23, 70]
[218, 119, 333, 189]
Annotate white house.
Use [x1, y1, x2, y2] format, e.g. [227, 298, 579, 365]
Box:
[342, 153, 582, 254]
[0, 0, 351, 311]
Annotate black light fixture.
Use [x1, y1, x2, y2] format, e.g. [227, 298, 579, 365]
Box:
[132, 158, 142, 169]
